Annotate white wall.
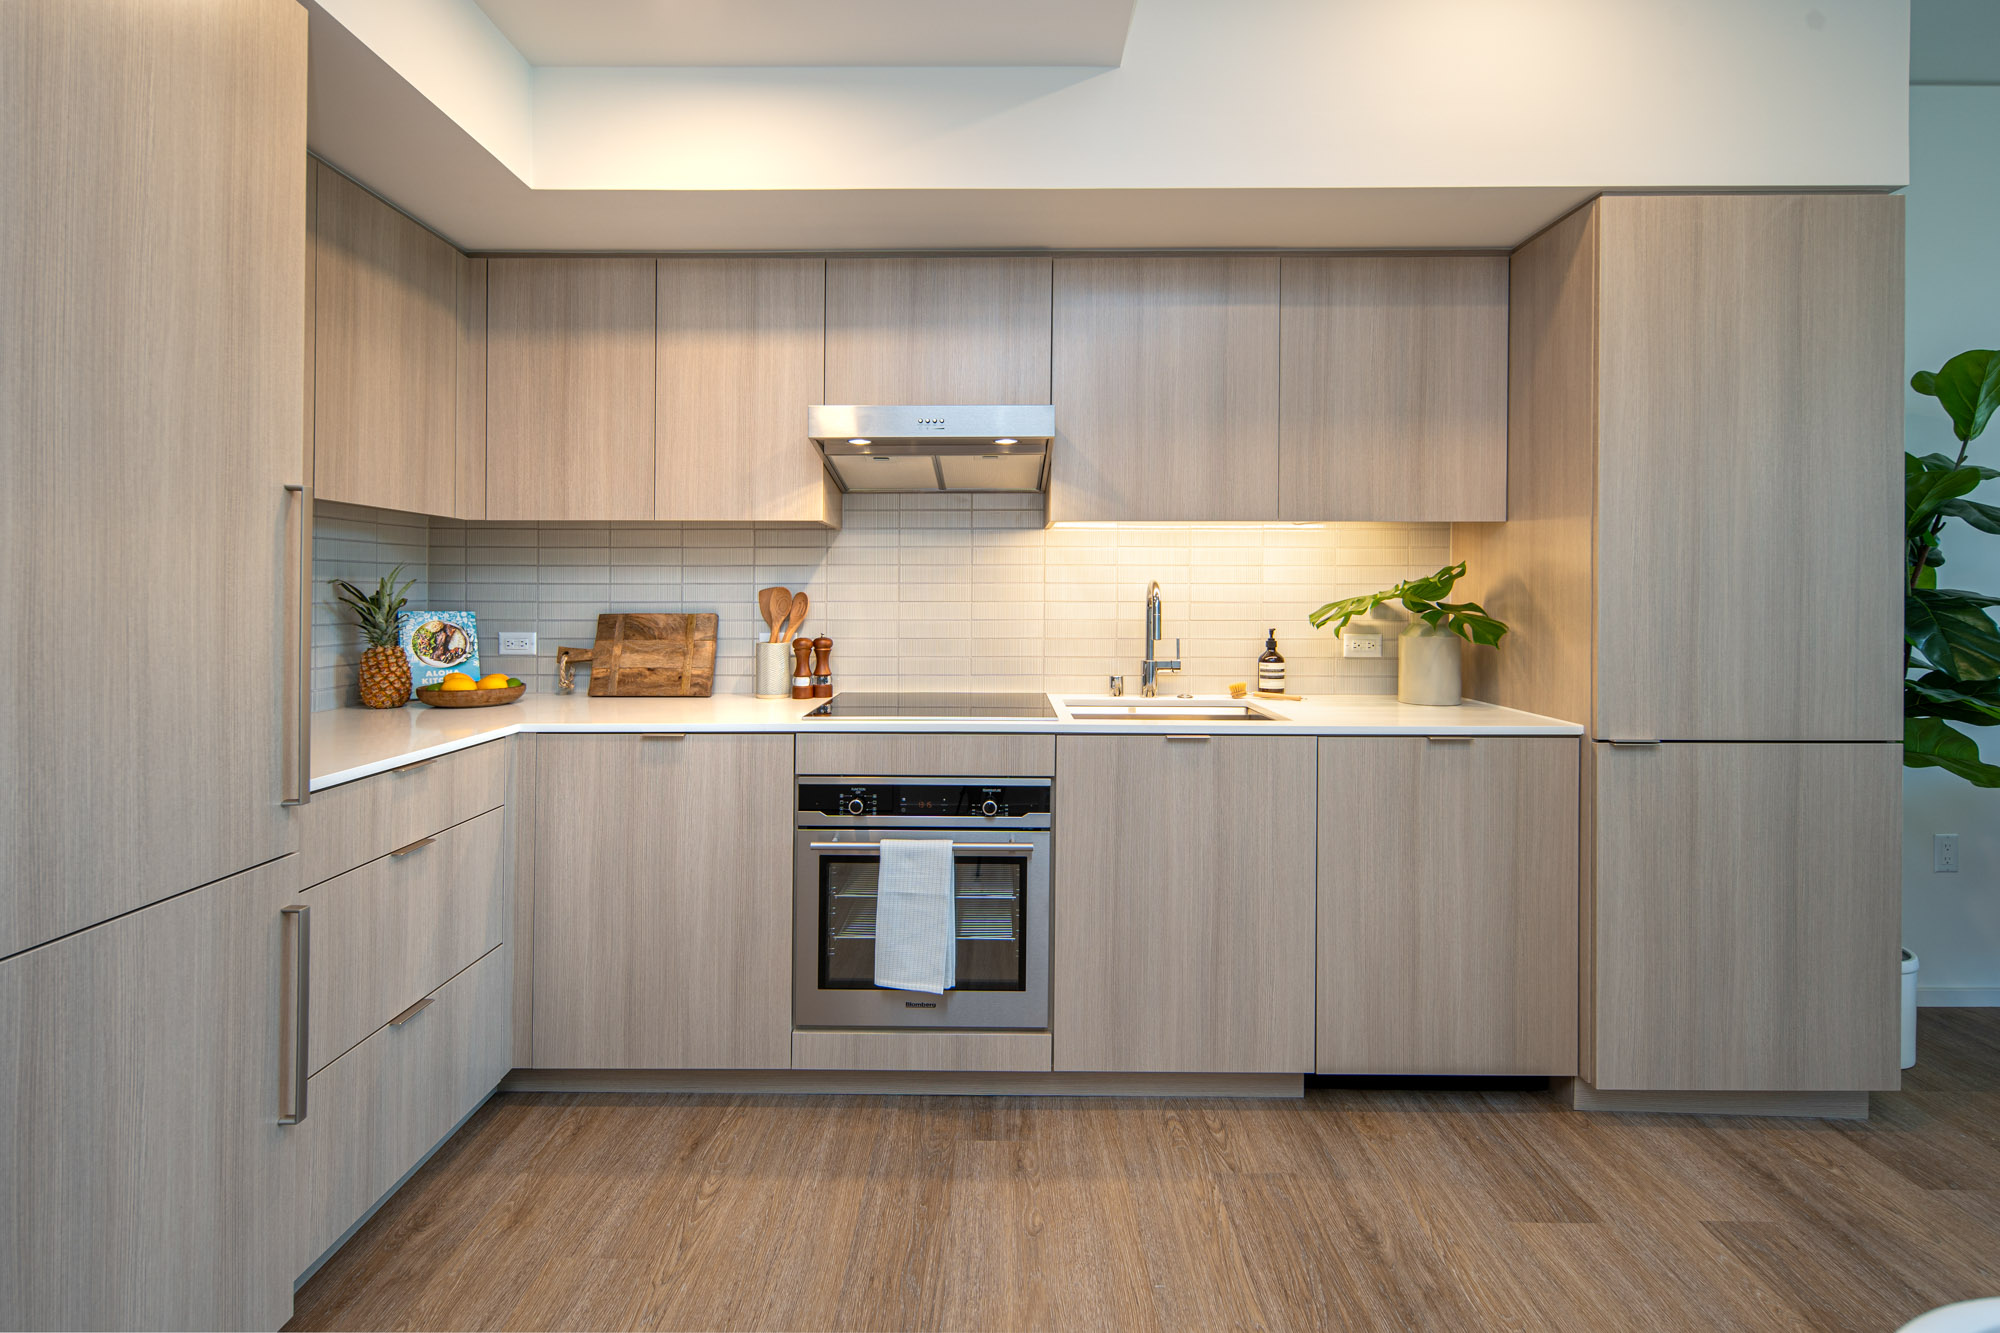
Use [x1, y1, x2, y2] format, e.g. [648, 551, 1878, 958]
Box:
[1902, 84, 2000, 1005]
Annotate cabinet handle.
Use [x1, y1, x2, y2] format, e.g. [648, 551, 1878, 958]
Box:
[1605, 739, 1661, 747]
[1165, 734, 1211, 743]
[279, 905, 309, 1125]
[389, 835, 436, 858]
[641, 733, 687, 741]
[281, 484, 312, 806]
[389, 995, 435, 1027]
[392, 757, 437, 775]
[1425, 735, 1473, 744]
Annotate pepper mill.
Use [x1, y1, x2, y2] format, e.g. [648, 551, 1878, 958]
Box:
[791, 637, 814, 700]
[812, 636, 834, 697]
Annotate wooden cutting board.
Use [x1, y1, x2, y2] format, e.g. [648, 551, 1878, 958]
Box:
[557, 613, 718, 697]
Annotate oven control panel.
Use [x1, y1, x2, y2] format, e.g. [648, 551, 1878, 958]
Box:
[797, 780, 1051, 823]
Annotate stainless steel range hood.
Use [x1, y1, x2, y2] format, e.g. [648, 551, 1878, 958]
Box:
[808, 405, 1055, 493]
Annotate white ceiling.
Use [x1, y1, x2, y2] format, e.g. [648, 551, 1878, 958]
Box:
[469, 0, 1137, 67]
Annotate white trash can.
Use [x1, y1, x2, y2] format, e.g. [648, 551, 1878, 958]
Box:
[1902, 948, 1919, 1071]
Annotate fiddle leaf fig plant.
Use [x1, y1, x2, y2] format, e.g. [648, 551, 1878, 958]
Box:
[1308, 561, 1510, 647]
[1906, 349, 2000, 786]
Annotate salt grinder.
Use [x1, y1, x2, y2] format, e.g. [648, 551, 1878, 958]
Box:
[791, 637, 814, 700]
[812, 636, 834, 697]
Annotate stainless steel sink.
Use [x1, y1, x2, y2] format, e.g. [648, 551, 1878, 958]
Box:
[1058, 697, 1283, 723]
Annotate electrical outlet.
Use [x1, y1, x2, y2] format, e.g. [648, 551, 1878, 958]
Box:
[498, 631, 537, 657]
[1935, 833, 1960, 874]
[1343, 627, 1383, 658]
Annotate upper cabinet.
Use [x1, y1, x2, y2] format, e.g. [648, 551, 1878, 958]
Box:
[1279, 256, 1507, 522]
[656, 258, 836, 524]
[825, 257, 1052, 404]
[486, 258, 657, 522]
[310, 162, 460, 517]
[1458, 194, 1903, 742]
[1050, 256, 1281, 523]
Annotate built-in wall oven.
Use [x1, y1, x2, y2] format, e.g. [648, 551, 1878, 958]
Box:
[793, 777, 1051, 1030]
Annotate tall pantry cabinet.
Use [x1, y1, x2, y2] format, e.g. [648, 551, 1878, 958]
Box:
[1, 0, 313, 1326]
[1456, 194, 1905, 1098]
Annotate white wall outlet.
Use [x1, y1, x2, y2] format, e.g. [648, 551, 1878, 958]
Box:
[1935, 833, 1960, 874]
[1342, 627, 1383, 658]
[498, 631, 537, 657]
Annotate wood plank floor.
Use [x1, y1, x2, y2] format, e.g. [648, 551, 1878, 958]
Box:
[286, 1010, 2000, 1332]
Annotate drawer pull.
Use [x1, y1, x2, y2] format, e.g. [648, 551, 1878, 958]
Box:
[392, 757, 438, 775]
[1605, 739, 1661, 747]
[1425, 735, 1474, 744]
[279, 905, 309, 1126]
[389, 995, 436, 1027]
[641, 733, 687, 741]
[1165, 734, 1211, 743]
[389, 835, 436, 857]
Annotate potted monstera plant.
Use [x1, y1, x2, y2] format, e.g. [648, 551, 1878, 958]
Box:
[1902, 348, 2000, 1070]
[1309, 561, 1508, 705]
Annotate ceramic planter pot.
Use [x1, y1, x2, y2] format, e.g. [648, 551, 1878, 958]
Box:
[1397, 623, 1462, 706]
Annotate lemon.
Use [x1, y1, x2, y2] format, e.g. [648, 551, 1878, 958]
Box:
[437, 673, 477, 692]
[476, 673, 511, 690]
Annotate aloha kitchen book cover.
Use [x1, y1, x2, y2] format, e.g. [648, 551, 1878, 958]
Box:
[397, 610, 479, 688]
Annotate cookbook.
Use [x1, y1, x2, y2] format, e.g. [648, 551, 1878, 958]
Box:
[397, 610, 479, 688]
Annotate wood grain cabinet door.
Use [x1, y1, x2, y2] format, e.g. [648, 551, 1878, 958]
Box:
[1279, 256, 1508, 521]
[1050, 256, 1281, 522]
[1, 0, 305, 958]
[1052, 736, 1316, 1073]
[1588, 741, 1900, 1091]
[310, 161, 460, 516]
[1316, 736, 1578, 1075]
[825, 256, 1052, 404]
[486, 258, 657, 521]
[531, 735, 793, 1068]
[656, 258, 835, 523]
[1591, 195, 1903, 742]
[0, 856, 305, 1331]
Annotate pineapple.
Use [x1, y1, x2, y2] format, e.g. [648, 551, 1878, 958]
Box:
[331, 565, 415, 709]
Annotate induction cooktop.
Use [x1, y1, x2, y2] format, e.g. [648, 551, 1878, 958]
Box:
[801, 691, 1057, 720]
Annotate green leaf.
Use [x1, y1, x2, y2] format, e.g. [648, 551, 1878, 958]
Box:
[1908, 588, 2000, 679]
[1308, 590, 1389, 633]
[1906, 458, 1984, 534]
[1907, 674, 2000, 726]
[1396, 562, 1466, 605]
[1940, 497, 2000, 534]
[1905, 716, 2000, 786]
[1912, 350, 2000, 444]
[1914, 450, 2000, 478]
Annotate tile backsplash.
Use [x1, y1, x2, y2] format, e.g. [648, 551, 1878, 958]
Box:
[312, 501, 430, 711]
[315, 495, 1449, 708]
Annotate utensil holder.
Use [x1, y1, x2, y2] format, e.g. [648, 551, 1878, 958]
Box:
[754, 640, 792, 699]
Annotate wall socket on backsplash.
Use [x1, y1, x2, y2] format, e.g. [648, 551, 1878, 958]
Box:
[1342, 627, 1383, 658]
[498, 631, 537, 656]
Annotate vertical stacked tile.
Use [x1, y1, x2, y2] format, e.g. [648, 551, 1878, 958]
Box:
[311, 500, 430, 709]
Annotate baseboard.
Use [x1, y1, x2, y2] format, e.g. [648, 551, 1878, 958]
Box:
[1554, 1077, 1869, 1120]
[1918, 986, 2000, 1007]
[501, 1068, 1304, 1099]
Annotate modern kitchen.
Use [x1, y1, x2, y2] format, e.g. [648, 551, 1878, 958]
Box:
[10, 2, 2000, 1331]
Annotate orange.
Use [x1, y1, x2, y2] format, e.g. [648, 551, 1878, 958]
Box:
[476, 673, 511, 690]
[437, 673, 477, 691]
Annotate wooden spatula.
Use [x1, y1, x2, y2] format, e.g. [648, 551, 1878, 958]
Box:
[761, 587, 790, 643]
[785, 591, 809, 643]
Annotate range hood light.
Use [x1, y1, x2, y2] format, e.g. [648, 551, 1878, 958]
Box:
[848, 438, 871, 446]
[994, 437, 1018, 445]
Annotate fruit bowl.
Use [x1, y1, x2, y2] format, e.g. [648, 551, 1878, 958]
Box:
[415, 683, 526, 708]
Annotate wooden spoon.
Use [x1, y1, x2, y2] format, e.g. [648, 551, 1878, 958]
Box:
[761, 586, 790, 643]
[785, 591, 809, 644]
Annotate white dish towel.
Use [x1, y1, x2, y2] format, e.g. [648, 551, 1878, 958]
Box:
[873, 839, 956, 994]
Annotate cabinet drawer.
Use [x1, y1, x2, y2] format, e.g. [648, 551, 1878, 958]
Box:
[795, 733, 1054, 777]
[301, 740, 509, 887]
[301, 945, 510, 1267]
[303, 807, 507, 1073]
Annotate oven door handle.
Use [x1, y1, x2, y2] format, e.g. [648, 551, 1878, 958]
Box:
[807, 841, 1034, 857]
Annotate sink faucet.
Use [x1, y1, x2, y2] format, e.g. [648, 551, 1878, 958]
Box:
[1141, 580, 1181, 697]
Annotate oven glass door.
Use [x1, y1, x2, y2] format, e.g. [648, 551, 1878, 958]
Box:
[819, 852, 1026, 991]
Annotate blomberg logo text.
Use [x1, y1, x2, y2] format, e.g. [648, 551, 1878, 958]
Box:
[904, 1000, 938, 1008]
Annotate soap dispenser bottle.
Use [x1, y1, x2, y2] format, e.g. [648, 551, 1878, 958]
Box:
[1257, 628, 1285, 694]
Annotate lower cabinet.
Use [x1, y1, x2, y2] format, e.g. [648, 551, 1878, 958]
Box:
[301, 945, 512, 1263]
[0, 857, 305, 1332]
[1316, 737, 1579, 1075]
[532, 734, 793, 1068]
[1052, 735, 1317, 1073]
[1588, 741, 1901, 1091]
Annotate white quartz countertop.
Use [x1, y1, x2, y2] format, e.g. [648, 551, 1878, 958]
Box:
[310, 690, 1582, 791]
